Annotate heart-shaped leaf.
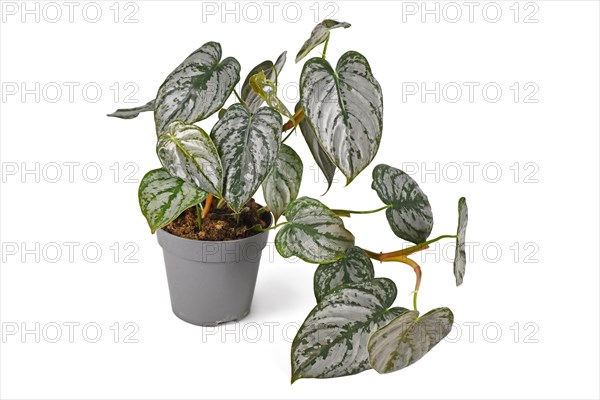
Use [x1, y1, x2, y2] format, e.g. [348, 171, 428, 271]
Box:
[372, 164, 433, 244]
[262, 144, 303, 223]
[313, 246, 374, 302]
[138, 168, 206, 233]
[211, 104, 282, 212]
[291, 278, 407, 382]
[241, 51, 287, 112]
[107, 99, 154, 119]
[156, 121, 223, 196]
[295, 19, 351, 63]
[368, 307, 454, 374]
[250, 71, 293, 119]
[154, 42, 241, 134]
[454, 197, 469, 286]
[300, 51, 383, 184]
[295, 102, 336, 193]
[275, 197, 354, 263]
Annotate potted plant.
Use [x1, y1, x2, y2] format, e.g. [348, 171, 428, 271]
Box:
[109, 19, 471, 381]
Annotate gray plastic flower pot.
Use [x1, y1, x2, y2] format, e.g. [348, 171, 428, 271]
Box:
[156, 216, 272, 326]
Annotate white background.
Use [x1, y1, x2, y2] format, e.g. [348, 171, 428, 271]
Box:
[1, 1, 599, 399]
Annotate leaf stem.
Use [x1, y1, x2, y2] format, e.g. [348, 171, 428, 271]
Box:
[332, 204, 391, 217]
[201, 194, 213, 219]
[282, 125, 297, 143]
[233, 88, 248, 109]
[322, 34, 330, 59]
[363, 234, 457, 261]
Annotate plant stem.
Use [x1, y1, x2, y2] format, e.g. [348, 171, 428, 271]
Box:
[374, 255, 422, 311]
[201, 194, 213, 219]
[216, 197, 226, 209]
[195, 204, 202, 230]
[364, 234, 457, 261]
[332, 204, 391, 217]
[322, 34, 330, 59]
[282, 108, 304, 132]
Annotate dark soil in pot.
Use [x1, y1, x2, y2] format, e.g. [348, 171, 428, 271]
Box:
[163, 198, 271, 241]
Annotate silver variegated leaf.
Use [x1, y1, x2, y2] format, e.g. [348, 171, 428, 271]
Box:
[295, 102, 336, 193]
[262, 144, 303, 223]
[372, 164, 433, 244]
[368, 307, 454, 374]
[454, 197, 468, 286]
[156, 121, 223, 196]
[138, 168, 206, 233]
[241, 51, 287, 112]
[107, 99, 154, 119]
[275, 197, 354, 263]
[295, 19, 351, 63]
[154, 42, 241, 134]
[313, 246, 374, 302]
[211, 104, 282, 212]
[291, 278, 407, 382]
[300, 51, 383, 184]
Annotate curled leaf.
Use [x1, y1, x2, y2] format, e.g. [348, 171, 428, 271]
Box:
[454, 197, 468, 286]
[296, 19, 351, 63]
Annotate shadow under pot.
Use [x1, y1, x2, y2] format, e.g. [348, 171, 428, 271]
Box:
[156, 213, 272, 327]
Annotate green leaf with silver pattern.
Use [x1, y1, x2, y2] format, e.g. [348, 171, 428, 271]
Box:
[300, 51, 383, 184]
[154, 42, 241, 134]
[262, 144, 303, 223]
[313, 246, 375, 302]
[211, 104, 282, 213]
[275, 197, 354, 263]
[291, 278, 407, 382]
[371, 164, 434, 244]
[241, 51, 287, 113]
[454, 197, 468, 286]
[295, 102, 336, 193]
[107, 99, 154, 119]
[295, 19, 351, 63]
[368, 307, 454, 374]
[138, 168, 206, 234]
[156, 121, 223, 196]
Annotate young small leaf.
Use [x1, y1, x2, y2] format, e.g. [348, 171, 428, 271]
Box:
[292, 278, 407, 382]
[138, 168, 206, 233]
[241, 51, 287, 112]
[262, 144, 303, 223]
[368, 307, 454, 374]
[313, 246, 375, 302]
[275, 197, 354, 263]
[107, 99, 154, 119]
[295, 19, 351, 63]
[300, 51, 383, 184]
[154, 42, 241, 134]
[454, 197, 468, 286]
[295, 102, 336, 193]
[156, 121, 223, 196]
[211, 104, 282, 213]
[371, 164, 434, 244]
[249, 70, 293, 119]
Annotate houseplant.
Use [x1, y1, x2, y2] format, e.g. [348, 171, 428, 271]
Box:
[109, 19, 470, 381]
